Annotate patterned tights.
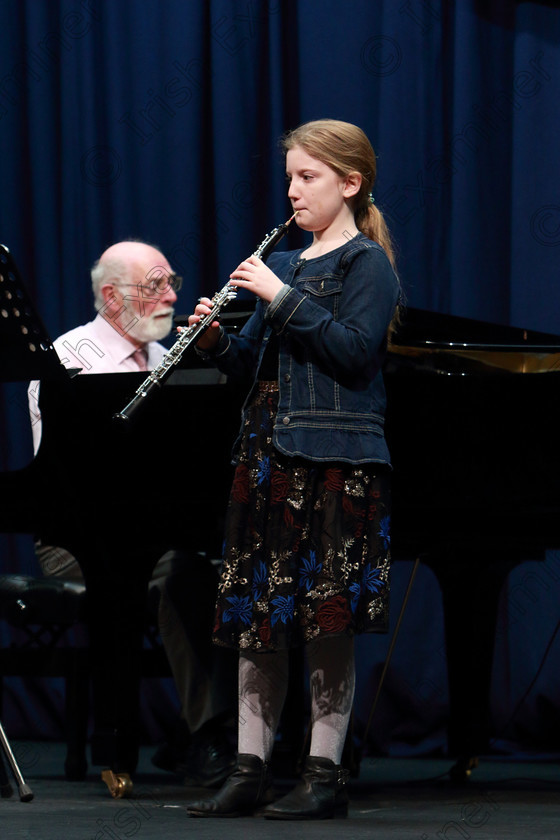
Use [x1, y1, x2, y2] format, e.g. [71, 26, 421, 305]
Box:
[237, 635, 355, 765]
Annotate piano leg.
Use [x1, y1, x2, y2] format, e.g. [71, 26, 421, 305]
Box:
[426, 547, 519, 782]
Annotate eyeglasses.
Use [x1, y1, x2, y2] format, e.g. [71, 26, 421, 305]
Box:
[115, 273, 183, 295]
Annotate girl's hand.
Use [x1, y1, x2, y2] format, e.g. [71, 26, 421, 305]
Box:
[187, 296, 221, 351]
[229, 255, 284, 303]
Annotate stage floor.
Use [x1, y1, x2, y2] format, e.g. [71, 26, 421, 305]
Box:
[2, 742, 560, 839]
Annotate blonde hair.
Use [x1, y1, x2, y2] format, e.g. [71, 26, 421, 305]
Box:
[282, 119, 397, 270]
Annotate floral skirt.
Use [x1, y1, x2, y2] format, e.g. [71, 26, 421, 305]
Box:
[212, 385, 392, 652]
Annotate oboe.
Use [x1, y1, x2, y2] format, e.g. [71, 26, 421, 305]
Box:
[114, 212, 297, 423]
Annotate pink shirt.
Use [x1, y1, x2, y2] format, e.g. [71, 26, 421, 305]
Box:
[52, 314, 167, 373]
[29, 314, 168, 451]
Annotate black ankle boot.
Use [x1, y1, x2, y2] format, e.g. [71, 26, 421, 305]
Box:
[185, 753, 274, 817]
[261, 755, 348, 820]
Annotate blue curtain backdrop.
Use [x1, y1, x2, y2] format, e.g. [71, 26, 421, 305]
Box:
[1, 0, 560, 758]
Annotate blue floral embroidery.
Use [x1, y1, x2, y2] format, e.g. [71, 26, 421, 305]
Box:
[349, 582, 361, 613]
[378, 515, 391, 549]
[222, 595, 252, 626]
[298, 550, 323, 592]
[257, 456, 271, 486]
[363, 564, 384, 595]
[252, 561, 269, 601]
[270, 595, 295, 626]
[350, 565, 384, 613]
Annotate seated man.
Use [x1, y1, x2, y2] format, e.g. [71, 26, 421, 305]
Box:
[28, 240, 235, 786]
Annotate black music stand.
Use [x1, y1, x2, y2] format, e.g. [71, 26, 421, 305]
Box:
[0, 242, 64, 802]
[0, 243, 64, 382]
[0, 721, 33, 801]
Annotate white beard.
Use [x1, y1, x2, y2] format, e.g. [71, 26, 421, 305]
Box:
[124, 307, 174, 343]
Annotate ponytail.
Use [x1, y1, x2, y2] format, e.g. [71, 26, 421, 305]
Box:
[356, 203, 397, 271]
[356, 202, 403, 343]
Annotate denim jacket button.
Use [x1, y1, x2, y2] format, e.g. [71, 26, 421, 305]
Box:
[282, 416, 290, 425]
[284, 373, 291, 383]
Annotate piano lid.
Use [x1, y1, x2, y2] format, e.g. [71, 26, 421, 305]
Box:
[388, 307, 560, 374]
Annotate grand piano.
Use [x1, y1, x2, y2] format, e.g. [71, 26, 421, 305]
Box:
[385, 307, 560, 777]
[2, 241, 560, 784]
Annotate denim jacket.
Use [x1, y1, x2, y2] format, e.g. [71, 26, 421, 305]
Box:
[204, 233, 400, 465]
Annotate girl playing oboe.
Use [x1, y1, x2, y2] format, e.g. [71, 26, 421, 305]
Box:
[186, 119, 401, 820]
